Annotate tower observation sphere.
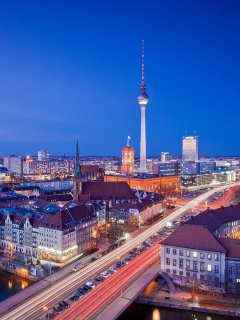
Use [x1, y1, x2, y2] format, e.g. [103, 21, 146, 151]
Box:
[137, 92, 149, 105]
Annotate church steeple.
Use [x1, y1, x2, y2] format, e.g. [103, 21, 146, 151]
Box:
[74, 137, 83, 178]
[73, 137, 83, 201]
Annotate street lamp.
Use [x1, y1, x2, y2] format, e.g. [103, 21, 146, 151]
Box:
[105, 223, 110, 238]
[43, 306, 49, 320]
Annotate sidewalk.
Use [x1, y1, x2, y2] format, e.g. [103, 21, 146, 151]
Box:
[136, 280, 240, 318]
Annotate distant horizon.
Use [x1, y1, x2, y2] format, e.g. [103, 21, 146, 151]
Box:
[1, 154, 240, 159]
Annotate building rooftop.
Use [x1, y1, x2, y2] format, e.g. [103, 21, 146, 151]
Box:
[161, 224, 227, 253]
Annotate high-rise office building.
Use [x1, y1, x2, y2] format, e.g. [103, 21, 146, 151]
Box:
[161, 152, 171, 162]
[137, 40, 149, 173]
[182, 136, 198, 162]
[121, 136, 134, 175]
[38, 150, 51, 161]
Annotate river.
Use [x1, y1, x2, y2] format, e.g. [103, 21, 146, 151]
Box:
[118, 303, 237, 320]
[0, 269, 34, 303]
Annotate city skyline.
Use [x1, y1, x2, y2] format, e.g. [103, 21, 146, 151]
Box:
[1, 1, 240, 157]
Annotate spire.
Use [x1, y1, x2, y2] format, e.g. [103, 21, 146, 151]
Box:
[140, 40, 146, 93]
[74, 136, 83, 178]
[127, 136, 131, 147]
[141, 40, 145, 85]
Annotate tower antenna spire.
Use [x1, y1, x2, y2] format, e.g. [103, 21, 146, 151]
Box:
[74, 136, 83, 178]
[141, 40, 145, 85]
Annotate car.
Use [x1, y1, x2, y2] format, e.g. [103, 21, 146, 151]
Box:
[109, 266, 117, 273]
[74, 291, 84, 298]
[46, 312, 55, 319]
[100, 271, 110, 278]
[121, 260, 128, 265]
[70, 295, 79, 301]
[116, 261, 122, 268]
[78, 288, 87, 294]
[95, 276, 104, 282]
[96, 254, 102, 259]
[53, 306, 63, 314]
[91, 257, 96, 262]
[83, 284, 92, 291]
[86, 281, 95, 289]
[59, 301, 69, 308]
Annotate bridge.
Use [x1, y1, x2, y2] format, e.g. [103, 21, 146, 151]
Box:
[0, 182, 239, 320]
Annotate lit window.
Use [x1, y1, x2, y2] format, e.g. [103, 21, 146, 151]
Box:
[207, 264, 212, 272]
[193, 252, 197, 258]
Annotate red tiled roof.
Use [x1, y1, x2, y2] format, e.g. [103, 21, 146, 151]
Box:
[161, 224, 227, 253]
[81, 165, 101, 173]
[41, 203, 96, 231]
[186, 205, 240, 232]
[33, 199, 49, 208]
[217, 237, 240, 258]
[29, 217, 41, 228]
[82, 181, 137, 201]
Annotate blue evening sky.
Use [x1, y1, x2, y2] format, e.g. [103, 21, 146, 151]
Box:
[0, 0, 240, 157]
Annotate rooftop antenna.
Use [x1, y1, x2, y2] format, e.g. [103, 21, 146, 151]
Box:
[127, 136, 131, 147]
[140, 40, 146, 93]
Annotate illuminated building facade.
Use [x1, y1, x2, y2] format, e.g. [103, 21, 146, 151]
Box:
[38, 150, 51, 161]
[104, 174, 180, 194]
[121, 136, 134, 175]
[182, 136, 198, 162]
[161, 152, 171, 162]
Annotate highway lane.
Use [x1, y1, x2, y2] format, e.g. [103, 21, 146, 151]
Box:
[2, 182, 239, 320]
[58, 244, 159, 320]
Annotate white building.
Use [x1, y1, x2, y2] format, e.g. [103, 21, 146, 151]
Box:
[161, 205, 240, 294]
[182, 136, 198, 162]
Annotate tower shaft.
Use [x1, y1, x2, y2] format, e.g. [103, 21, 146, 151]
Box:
[140, 105, 147, 173]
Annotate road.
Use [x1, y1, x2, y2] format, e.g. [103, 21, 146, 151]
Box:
[58, 244, 160, 320]
[1, 182, 239, 320]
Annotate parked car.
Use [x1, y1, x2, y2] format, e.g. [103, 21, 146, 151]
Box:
[83, 284, 92, 291]
[95, 276, 104, 282]
[101, 271, 110, 278]
[109, 266, 117, 273]
[53, 306, 64, 314]
[59, 301, 69, 308]
[46, 312, 55, 319]
[86, 281, 95, 289]
[74, 291, 84, 298]
[78, 288, 87, 294]
[70, 296, 79, 301]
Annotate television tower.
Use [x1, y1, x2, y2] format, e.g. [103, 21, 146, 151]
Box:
[137, 40, 149, 173]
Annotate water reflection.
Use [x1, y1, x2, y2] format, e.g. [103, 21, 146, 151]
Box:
[0, 269, 34, 302]
[8, 280, 12, 289]
[152, 308, 160, 320]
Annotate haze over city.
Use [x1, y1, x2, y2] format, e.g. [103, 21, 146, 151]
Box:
[1, 0, 240, 156]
